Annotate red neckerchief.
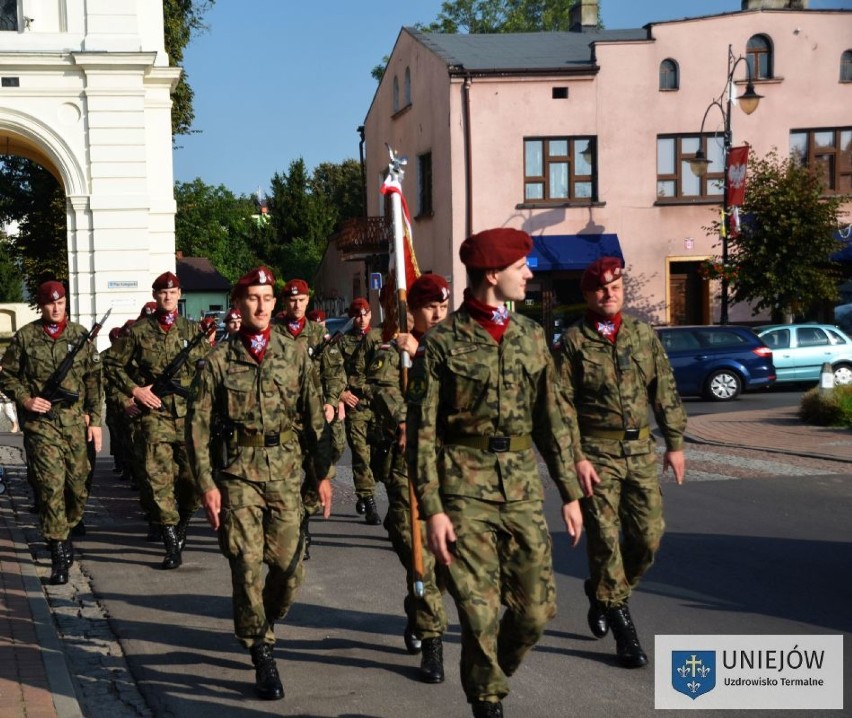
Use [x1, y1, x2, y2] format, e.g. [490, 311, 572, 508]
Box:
[156, 310, 178, 332]
[42, 318, 67, 340]
[462, 289, 510, 343]
[286, 316, 306, 338]
[586, 310, 623, 343]
[239, 326, 271, 363]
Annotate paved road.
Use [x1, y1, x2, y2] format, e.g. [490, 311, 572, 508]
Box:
[5, 431, 850, 718]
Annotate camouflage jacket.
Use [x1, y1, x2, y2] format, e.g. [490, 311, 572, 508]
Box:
[274, 319, 345, 407]
[102, 315, 208, 419]
[555, 314, 687, 461]
[0, 320, 103, 430]
[186, 331, 331, 494]
[406, 307, 582, 518]
[339, 327, 383, 417]
[364, 340, 406, 435]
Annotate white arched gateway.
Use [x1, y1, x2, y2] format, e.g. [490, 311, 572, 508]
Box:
[0, 0, 179, 343]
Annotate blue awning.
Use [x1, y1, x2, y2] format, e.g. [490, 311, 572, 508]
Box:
[831, 228, 852, 263]
[526, 233, 623, 272]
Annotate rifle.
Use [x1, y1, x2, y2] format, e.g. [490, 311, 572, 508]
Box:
[310, 316, 355, 360]
[145, 321, 216, 400]
[39, 307, 111, 416]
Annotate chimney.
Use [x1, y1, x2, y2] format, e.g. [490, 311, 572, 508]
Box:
[569, 0, 599, 32]
[741, 0, 808, 9]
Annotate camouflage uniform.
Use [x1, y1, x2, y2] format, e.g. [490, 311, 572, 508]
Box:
[0, 320, 103, 541]
[364, 340, 448, 640]
[186, 331, 331, 648]
[103, 315, 207, 527]
[339, 327, 383, 501]
[555, 315, 687, 609]
[407, 307, 582, 703]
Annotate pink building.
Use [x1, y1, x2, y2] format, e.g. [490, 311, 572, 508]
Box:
[316, 0, 852, 332]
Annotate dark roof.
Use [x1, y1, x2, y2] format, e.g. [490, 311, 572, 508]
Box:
[176, 257, 230, 292]
[408, 27, 649, 73]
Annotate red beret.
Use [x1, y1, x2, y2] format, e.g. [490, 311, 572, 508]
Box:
[580, 257, 624, 292]
[282, 278, 310, 297]
[152, 271, 180, 291]
[232, 266, 276, 298]
[138, 302, 157, 319]
[408, 274, 450, 310]
[225, 307, 241, 322]
[348, 298, 371, 317]
[459, 228, 532, 270]
[307, 309, 326, 322]
[108, 327, 122, 342]
[36, 281, 65, 305]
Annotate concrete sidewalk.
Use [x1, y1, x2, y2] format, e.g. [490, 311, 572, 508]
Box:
[0, 406, 849, 718]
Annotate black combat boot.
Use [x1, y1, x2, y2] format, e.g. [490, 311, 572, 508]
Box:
[584, 579, 608, 639]
[63, 539, 74, 568]
[161, 525, 182, 570]
[419, 636, 445, 683]
[607, 603, 648, 668]
[362, 495, 382, 525]
[471, 700, 504, 717]
[301, 514, 311, 561]
[146, 522, 161, 542]
[355, 497, 366, 515]
[250, 643, 284, 700]
[48, 540, 68, 585]
[176, 511, 193, 552]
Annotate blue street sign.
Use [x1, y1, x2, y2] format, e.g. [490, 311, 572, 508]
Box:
[370, 272, 383, 290]
[527, 256, 538, 269]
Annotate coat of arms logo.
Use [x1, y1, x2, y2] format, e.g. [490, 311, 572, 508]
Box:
[672, 651, 716, 700]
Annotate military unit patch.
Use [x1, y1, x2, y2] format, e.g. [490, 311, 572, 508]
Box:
[407, 375, 426, 402]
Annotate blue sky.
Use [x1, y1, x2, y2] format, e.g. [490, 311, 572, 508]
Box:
[172, 0, 851, 197]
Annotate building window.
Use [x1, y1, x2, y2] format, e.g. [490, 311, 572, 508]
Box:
[523, 137, 596, 203]
[392, 75, 400, 113]
[417, 152, 433, 217]
[790, 127, 852, 195]
[659, 59, 679, 90]
[0, 0, 18, 31]
[841, 50, 852, 83]
[404, 66, 412, 106]
[746, 35, 773, 80]
[656, 135, 724, 200]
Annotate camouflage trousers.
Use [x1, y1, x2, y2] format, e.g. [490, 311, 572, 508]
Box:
[299, 419, 344, 516]
[344, 415, 376, 498]
[24, 420, 90, 541]
[131, 418, 156, 518]
[216, 475, 306, 649]
[580, 445, 664, 610]
[140, 414, 199, 526]
[379, 450, 447, 640]
[441, 495, 556, 703]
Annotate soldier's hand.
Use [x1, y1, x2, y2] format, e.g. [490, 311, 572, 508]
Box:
[426, 513, 457, 567]
[396, 422, 406, 452]
[23, 397, 52, 414]
[88, 425, 103, 453]
[575, 459, 600, 497]
[341, 390, 359, 408]
[396, 333, 419, 359]
[561, 500, 583, 548]
[202, 488, 222, 530]
[663, 450, 685, 485]
[323, 403, 335, 423]
[337, 402, 346, 421]
[318, 478, 333, 518]
[132, 385, 162, 411]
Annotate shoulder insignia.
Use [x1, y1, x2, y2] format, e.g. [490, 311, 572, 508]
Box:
[407, 375, 427, 402]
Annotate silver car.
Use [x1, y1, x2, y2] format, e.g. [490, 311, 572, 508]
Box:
[756, 324, 852, 385]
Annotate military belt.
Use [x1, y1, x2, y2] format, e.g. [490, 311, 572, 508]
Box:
[582, 427, 650, 441]
[445, 435, 533, 453]
[236, 429, 295, 448]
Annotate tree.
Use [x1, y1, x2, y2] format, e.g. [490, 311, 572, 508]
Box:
[0, 238, 24, 302]
[715, 149, 843, 321]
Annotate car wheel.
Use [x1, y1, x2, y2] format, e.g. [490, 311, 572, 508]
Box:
[703, 370, 742, 401]
[833, 363, 852, 385]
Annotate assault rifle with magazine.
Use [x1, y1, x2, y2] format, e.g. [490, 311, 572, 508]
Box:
[310, 316, 355, 359]
[143, 320, 216, 400]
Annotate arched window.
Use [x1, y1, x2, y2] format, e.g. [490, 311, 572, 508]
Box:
[404, 66, 412, 106]
[841, 50, 852, 83]
[392, 75, 400, 113]
[659, 59, 679, 90]
[746, 35, 773, 80]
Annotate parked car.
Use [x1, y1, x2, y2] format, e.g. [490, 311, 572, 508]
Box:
[656, 325, 776, 401]
[755, 324, 852, 385]
[324, 316, 352, 336]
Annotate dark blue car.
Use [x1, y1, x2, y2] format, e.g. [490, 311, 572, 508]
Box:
[656, 325, 776, 401]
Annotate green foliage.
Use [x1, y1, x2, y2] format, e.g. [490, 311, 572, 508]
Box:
[0, 239, 23, 302]
[799, 385, 852, 428]
[709, 148, 843, 321]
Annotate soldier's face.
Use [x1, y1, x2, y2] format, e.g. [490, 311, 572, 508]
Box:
[492, 257, 533, 303]
[584, 277, 624, 318]
[41, 296, 67, 324]
[153, 287, 181, 313]
[286, 294, 309, 319]
[354, 310, 371, 332]
[237, 286, 275, 332]
[226, 317, 241, 335]
[412, 300, 449, 333]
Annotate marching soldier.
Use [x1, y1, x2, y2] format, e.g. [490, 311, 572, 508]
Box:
[338, 297, 383, 524]
[104, 272, 209, 570]
[187, 266, 333, 701]
[407, 229, 585, 718]
[0, 281, 104, 585]
[223, 306, 241, 338]
[555, 256, 686, 669]
[364, 274, 451, 683]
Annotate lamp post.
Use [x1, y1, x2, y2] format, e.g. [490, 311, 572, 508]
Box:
[688, 44, 762, 325]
